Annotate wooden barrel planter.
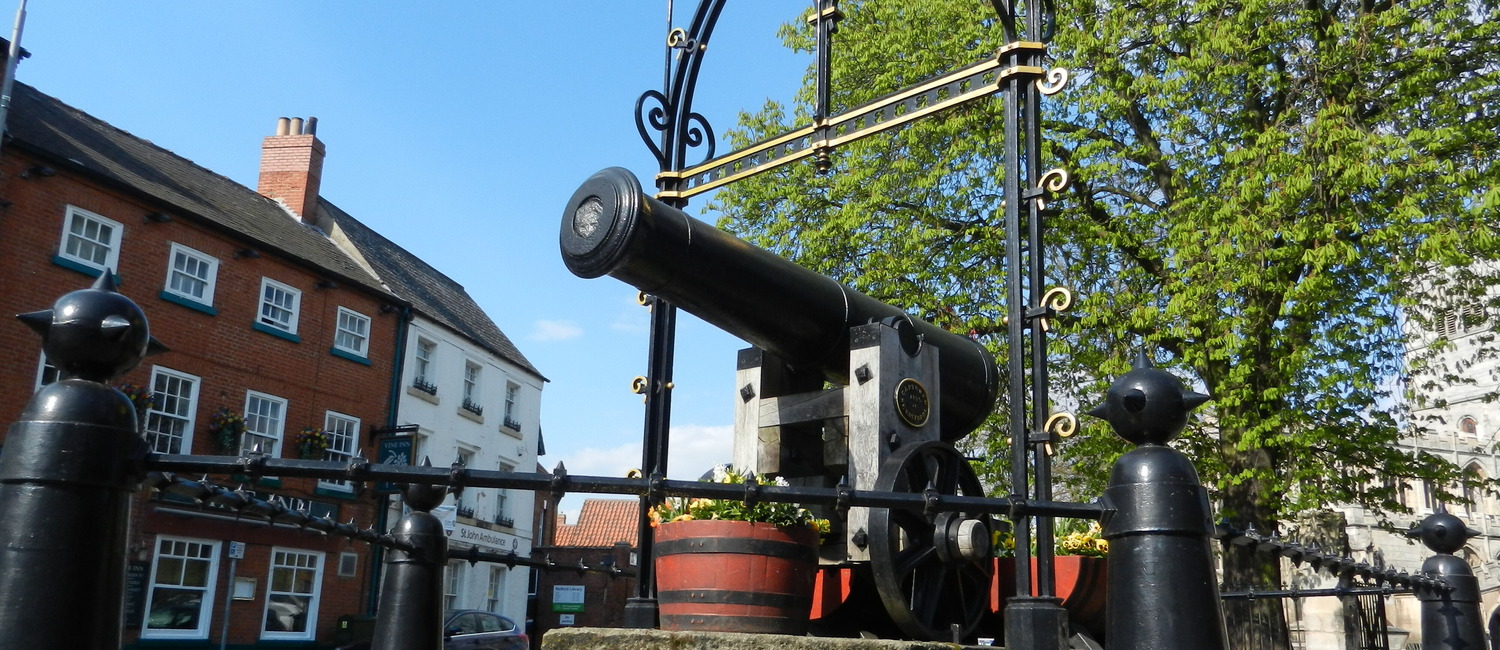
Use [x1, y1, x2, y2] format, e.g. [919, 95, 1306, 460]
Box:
[655, 519, 819, 635]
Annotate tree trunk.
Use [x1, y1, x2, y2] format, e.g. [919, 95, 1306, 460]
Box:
[1221, 451, 1292, 650]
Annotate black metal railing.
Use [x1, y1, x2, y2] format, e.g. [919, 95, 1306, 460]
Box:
[411, 376, 437, 395]
[461, 398, 483, 416]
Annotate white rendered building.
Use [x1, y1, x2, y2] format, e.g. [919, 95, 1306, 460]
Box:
[324, 202, 546, 624]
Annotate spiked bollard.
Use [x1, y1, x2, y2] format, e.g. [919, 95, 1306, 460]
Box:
[1410, 510, 1485, 650]
[0, 272, 163, 649]
[372, 469, 450, 650]
[1088, 351, 1227, 650]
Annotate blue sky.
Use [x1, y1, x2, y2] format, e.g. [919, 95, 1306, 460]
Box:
[15, 1, 812, 518]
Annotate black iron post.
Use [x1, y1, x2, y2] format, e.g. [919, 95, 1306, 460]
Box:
[371, 476, 450, 650]
[622, 294, 675, 628]
[996, 0, 1072, 645]
[0, 271, 160, 649]
[1089, 351, 1227, 650]
[1411, 510, 1485, 650]
[623, 0, 726, 629]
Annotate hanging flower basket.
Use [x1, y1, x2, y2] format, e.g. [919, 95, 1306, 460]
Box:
[206, 408, 245, 454]
[295, 427, 331, 460]
[114, 383, 154, 428]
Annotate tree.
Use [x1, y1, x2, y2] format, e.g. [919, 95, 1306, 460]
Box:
[708, 0, 1500, 645]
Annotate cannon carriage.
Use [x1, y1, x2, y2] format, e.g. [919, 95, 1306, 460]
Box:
[560, 167, 1002, 639]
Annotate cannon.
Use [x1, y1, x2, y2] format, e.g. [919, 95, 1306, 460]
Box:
[560, 167, 1001, 640]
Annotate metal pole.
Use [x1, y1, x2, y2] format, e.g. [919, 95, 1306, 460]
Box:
[1000, 2, 1070, 646]
[0, 0, 27, 150]
[219, 555, 238, 650]
[1089, 352, 1226, 650]
[622, 296, 675, 628]
[623, 0, 725, 628]
[0, 272, 159, 649]
[371, 479, 450, 650]
[1410, 511, 1485, 650]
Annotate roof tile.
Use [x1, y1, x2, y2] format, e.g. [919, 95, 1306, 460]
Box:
[555, 499, 638, 548]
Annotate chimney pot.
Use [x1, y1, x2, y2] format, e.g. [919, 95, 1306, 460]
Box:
[258, 116, 325, 224]
[305, 116, 318, 136]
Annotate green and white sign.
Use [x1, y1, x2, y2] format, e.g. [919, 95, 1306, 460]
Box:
[552, 585, 585, 613]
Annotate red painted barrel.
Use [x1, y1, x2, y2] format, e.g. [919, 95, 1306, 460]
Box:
[655, 520, 819, 635]
[993, 556, 1108, 636]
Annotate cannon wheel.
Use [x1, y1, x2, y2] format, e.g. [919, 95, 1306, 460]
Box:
[868, 441, 994, 641]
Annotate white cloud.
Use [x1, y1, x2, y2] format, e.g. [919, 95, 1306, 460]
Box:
[665, 424, 734, 479]
[609, 310, 648, 335]
[554, 423, 734, 523]
[530, 319, 583, 341]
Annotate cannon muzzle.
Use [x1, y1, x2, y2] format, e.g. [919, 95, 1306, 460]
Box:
[560, 167, 998, 440]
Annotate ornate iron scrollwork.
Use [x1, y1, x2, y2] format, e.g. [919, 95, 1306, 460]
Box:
[1034, 167, 1071, 210]
[634, 0, 726, 181]
[1036, 67, 1070, 95]
[1035, 286, 1073, 331]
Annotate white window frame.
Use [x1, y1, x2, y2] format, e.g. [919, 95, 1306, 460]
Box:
[243, 391, 287, 456]
[338, 552, 359, 578]
[487, 566, 506, 613]
[454, 447, 476, 515]
[414, 339, 436, 384]
[59, 205, 122, 272]
[319, 411, 360, 492]
[258, 278, 302, 334]
[445, 560, 466, 611]
[463, 361, 481, 408]
[145, 367, 200, 455]
[496, 462, 515, 525]
[34, 354, 58, 391]
[333, 307, 371, 357]
[504, 382, 519, 421]
[261, 547, 324, 640]
[140, 535, 220, 639]
[164, 243, 219, 306]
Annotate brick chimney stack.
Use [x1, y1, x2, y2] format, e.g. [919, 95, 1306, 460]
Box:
[257, 116, 324, 224]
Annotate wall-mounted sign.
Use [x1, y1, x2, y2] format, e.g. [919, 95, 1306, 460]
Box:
[552, 585, 585, 613]
[558, 614, 575, 626]
[227, 541, 246, 560]
[376, 436, 415, 493]
[452, 523, 522, 552]
[232, 577, 257, 600]
[123, 562, 148, 628]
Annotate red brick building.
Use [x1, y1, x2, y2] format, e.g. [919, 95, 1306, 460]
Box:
[530, 499, 639, 646]
[0, 71, 401, 648]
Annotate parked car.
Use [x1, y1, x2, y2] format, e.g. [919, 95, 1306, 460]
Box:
[336, 610, 527, 650]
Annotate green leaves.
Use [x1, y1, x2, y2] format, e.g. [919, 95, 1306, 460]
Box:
[709, 0, 1500, 529]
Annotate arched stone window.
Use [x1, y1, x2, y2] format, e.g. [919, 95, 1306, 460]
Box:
[1462, 463, 1487, 517]
[1463, 547, 1483, 573]
[1461, 416, 1479, 436]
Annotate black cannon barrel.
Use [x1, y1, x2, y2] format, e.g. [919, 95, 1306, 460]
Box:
[560, 167, 998, 440]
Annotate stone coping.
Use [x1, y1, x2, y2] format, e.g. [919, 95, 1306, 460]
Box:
[541, 627, 1000, 650]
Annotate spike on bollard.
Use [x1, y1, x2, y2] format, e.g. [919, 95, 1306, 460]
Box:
[1093, 349, 1228, 649]
[0, 276, 169, 646]
[1410, 509, 1487, 648]
[1086, 349, 1210, 445]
